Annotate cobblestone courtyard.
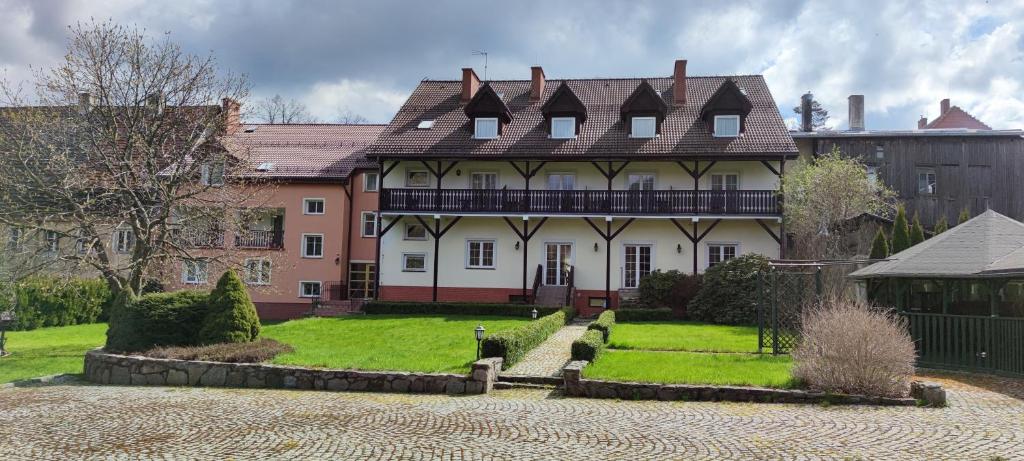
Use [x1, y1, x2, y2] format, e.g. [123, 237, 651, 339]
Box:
[0, 372, 1022, 460]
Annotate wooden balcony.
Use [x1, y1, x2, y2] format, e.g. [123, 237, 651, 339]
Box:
[235, 229, 284, 249]
[380, 188, 780, 216]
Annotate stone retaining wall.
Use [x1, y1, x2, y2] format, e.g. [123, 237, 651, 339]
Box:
[563, 361, 945, 406]
[84, 349, 502, 395]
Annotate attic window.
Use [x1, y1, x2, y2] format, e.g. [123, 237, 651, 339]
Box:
[713, 115, 740, 137]
[256, 162, 275, 172]
[630, 117, 657, 138]
[551, 117, 576, 139]
[244, 127, 257, 133]
[474, 118, 499, 139]
[417, 120, 435, 129]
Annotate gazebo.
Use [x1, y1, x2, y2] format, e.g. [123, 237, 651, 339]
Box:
[850, 210, 1024, 317]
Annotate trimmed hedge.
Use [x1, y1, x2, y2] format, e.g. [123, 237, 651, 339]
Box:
[571, 329, 606, 361]
[364, 301, 559, 318]
[587, 310, 615, 342]
[105, 289, 211, 353]
[615, 308, 674, 322]
[481, 307, 574, 367]
[1, 277, 112, 331]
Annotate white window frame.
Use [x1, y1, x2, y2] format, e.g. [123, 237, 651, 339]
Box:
[622, 242, 655, 289]
[466, 239, 496, 269]
[402, 253, 427, 272]
[113, 228, 134, 254]
[182, 260, 209, 285]
[404, 222, 428, 241]
[301, 233, 324, 258]
[361, 212, 377, 237]
[303, 198, 325, 215]
[630, 116, 656, 138]
[866, 165, 878, 185]
[626, 173, 656, 190]
[44, 230, 59, 253]
[546, 172, 576, 191]
[299, 281, 322, 298]
[243, 258, 272, 286]
[917, 167, 937, 195]
[474, 117, 499, 139]
[550, 117, 576, 139]
[363, 172, 380, 192]
[709, 173, 740, 191]
[706, 242, 740, 269]
[469, 171, 499, 190]
[713, 115, 741, 137]
[200, 161, 225, 187]
[405, 170, 431, 188]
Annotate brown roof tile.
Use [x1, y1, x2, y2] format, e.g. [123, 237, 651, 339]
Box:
[365, 75, 797, 159]
[228, 124, 385, 180]
[925, 106, 992, 130]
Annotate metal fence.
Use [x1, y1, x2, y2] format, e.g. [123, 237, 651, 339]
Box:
[758, 267, 820, 354]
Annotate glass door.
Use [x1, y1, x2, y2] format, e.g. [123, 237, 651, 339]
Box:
[623, 244, 652, 289]
[348, 262, 376, 299]
[544, 243, 573, 286]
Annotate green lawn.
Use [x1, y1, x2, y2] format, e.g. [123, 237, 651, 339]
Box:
[261, 315, 529, 374]
[0, 323, 107, 384]
[608, 321, 759, 353]
[583, 349, 796, 388]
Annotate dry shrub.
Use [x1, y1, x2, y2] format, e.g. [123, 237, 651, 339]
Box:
[792, 299, 916, 398]
[144, 338, 292, 363]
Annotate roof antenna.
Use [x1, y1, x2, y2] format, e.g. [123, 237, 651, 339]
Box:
[472, 50, 488, 81]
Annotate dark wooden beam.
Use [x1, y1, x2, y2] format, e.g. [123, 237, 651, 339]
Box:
[525, 217, 549, 240]
[528, 161, 547, 177]
[755, 219, 781, 244]
[676, 161, 696, 178]
[696, 219, 723, 242]
[381, 161, 399, 179]
[591, 161, 610, 179]
[502, 216, 526, 240]
[670, 218, 696, 242]
[697, 161, 717, 178]
[608, 218, 636, 240]
[419, 160, 439, 178]
[582, 217, 609, 239]
[509, 161, 529, 178]
[760, 160, 781, 177]
[439, 161, 459, 179]
[378, 215, 403, 236]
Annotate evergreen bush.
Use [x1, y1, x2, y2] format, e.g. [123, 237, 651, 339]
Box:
[0, 277, 112, 331]
[198, 270, 261, 345]
[571, 329, 605, 361]
[105, 288, 211, 352]
[587, 310, 615, 341]
[910, 213, 926, 245]
[687, 254, 771, 325]
[890, 206, 911, 254]
[869, 228, 889, 259]
[636, 270, 702, 315]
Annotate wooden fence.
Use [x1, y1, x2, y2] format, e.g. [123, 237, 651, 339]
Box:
[904, 312, 1024, 377]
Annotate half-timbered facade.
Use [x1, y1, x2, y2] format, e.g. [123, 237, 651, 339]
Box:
[365, 60, 797, 314]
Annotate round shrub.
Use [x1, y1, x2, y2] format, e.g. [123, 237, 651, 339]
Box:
[198, 270, 261, 345]
[636, 270, 702, 315]
[687, 254, 770, 325]
[105, 288, 211, 352]
[792, 299, 916, 398]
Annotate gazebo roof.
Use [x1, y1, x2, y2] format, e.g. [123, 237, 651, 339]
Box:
[850, 210, 1024, 279]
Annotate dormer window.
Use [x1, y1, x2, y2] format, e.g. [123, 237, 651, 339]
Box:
[474, 117, 499, 139]
[551, 117, 576, 139]
[713, 115, 740, 137]
[630, 117, 657, 138]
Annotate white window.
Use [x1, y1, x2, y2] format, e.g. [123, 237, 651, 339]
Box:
[182, 260, 209, 284]
[302, 234, 323, 258]
[417, 119, 435, 130]
[361, 212, 377, 237]
[623, 244, 653, 289]
[466, 240, 495, 269]
[551, 117, 576, 139]
[44, 230, 59, 253]
[299, 281, 322, 298]
[630, 116, 656, 138]
[713, 115, 741, 137]
[303, 198, 325, 215]
[866, 165, 878, 185]
[470, 172, 498, 189]
[406, 170, 430, 188]
[244, 258, 272, 285]
[404, 223, 428, 240]
[917, 168, 936, 195]
[363, 172, 379, 192]
[708, 244, 738, 268]
[114, 228, 134, 254]
[627, 173, 655, 191]
[474, 117, 499, 139]
[546, 173, 576, 190]
[402, 253, 427, 272]
[200, 161, 225, 186]
[710, 173, 739, 191]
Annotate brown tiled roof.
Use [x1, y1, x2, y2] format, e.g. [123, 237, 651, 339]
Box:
[925, 106, 992, 130]
[364, 75, 797, 159]
[228, 124, 385, 180]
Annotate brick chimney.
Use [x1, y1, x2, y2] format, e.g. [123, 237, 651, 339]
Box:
[940, 98, 950, 114]
[461, 68, 480, 102]
[848, 94, 865, 131]
[918, 116, 928, 129]
[800, 93, 813, 132]
[530, 66, 546, 101]
[221, 98, 241, 135]
[673, 59, 687, 105]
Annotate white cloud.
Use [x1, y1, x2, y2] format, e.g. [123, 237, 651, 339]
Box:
[299, 79, 407, 124]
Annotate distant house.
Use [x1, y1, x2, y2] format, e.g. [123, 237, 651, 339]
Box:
[792, 95, 1024, 228]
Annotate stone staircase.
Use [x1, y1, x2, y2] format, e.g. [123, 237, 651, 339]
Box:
[310, 299, 365, 317]
[534, 285, 568, 307]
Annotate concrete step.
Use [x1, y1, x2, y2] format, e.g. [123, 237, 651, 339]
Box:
[493, 381, 560, 390]
[497, 374, 564, 386]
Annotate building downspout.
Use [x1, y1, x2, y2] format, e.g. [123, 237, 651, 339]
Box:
[343, 176, 355, 298]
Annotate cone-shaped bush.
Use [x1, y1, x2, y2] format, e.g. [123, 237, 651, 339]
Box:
[869, 228, 889, 259]
[198, 270, 261, 345]
[890, 206, 911, 254]
[910, 213, 926, 245]
[958, 207, 971, 224]
[933, 215, 949, 235]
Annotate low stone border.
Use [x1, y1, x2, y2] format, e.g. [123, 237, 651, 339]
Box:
[1, 373, 81, 389]
[563, 361, 945, 406]
[84, 349, 502, 395]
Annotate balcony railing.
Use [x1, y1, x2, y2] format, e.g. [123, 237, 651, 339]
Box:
[380, 188, 780, 215]
[174, 228, 225, 248]
[235, 229, 284, 249]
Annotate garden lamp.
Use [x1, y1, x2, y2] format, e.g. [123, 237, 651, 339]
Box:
[475, 325, 486, 360]
[0, 310, 15, 357]
[531, 308, 538, 320]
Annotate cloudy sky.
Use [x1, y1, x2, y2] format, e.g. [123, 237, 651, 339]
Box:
[1, 0, 1022, 130]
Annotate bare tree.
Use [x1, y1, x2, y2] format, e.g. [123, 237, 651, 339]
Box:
[334, 108, 369, 124]
[0, 20, 266, 297]
[249, 94, 318, 123]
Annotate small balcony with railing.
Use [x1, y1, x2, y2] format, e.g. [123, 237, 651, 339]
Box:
[380, 188, 780, 216]
[235, 209, 285, 250]
[173, 226, 225, 249]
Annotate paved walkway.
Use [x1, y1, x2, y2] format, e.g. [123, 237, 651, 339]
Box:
[504, 321, 589, 377]
[0, 372, 1022, 460]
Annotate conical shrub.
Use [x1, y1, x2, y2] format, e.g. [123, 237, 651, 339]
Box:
[910, 213, 926, 245]
[869, 228, 889, 259]
[890, 206, 911, 254]
[198, 270, 261, 345]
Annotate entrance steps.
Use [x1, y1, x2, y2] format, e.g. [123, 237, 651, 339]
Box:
[534, 285, 568, 306]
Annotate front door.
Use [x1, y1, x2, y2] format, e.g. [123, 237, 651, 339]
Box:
[544, 243, 573, 286]
[623, 244, 652, 288]
[348, 262, 376, 299]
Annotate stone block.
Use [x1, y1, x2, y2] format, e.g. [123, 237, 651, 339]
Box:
[426, 379, 447, 393]
[911, 381, 947, 407]
[283, 375, 297, 389]
[109, 366, 130, 385]
[326, 378, 349, 391]
[349, 379, 368, 391]
[167, 369, 188, 386]
[409, 378, 425, 392]
[465, 381, 483, 394]
[392, 379, 410, 392]
[146, 373, 166, 385]
[199, 365, 227, 387]
[187, 363, 209, 386]
[446, 380, 466, 394]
